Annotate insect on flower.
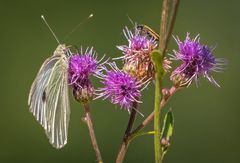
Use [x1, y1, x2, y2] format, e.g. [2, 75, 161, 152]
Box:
[117, 24, 171, 82]
[28, 14, 93, 149]
[116, 25, 158, 82]
[137, 24, 160, 41]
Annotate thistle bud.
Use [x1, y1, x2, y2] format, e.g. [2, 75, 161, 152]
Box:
[161, 137, 170, 147]
[72, 79, 94, 104]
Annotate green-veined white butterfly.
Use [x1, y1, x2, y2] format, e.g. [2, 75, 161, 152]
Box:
[28, 15, 73, 149]
[28, 14, 93, 149]
[28, 43, 71, 149]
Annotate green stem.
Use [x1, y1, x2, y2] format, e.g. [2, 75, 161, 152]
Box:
[151, 49, 165, 163]
[155, 0, 170, 160]
[154, 67, 162, 163]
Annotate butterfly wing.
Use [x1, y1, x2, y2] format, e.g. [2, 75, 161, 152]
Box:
[28, 45, 70, 149]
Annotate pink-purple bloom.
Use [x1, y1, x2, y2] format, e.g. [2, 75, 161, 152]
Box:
[96, 63, 142, 111]
[68, 48, 103, 103]
[117, 26, 158, 81]
[68, 48, 98, 85]
[171, 33, 225, 87]
[117, 26, 157, 54]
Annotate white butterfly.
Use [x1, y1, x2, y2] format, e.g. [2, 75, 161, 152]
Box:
[28, 14, 94, 149]
[28, 44, 71, 149]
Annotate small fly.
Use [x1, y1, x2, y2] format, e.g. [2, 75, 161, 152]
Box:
[137, 24, 159, 41]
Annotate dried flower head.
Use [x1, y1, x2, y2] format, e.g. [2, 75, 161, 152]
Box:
[96, 63, 142, 111]
[117, 26, 158, 81]
[171, 33, 225, 87]
[68, 48, 105, 103]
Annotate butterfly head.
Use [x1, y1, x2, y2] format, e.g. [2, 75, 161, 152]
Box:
[54, 44, 72, 57]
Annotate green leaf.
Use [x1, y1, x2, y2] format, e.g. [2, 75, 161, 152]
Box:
[161, 109, 174, 139]
[161, 109, 174, 158]
[130, 131, 155, 141]
[150, 50, 164, 74]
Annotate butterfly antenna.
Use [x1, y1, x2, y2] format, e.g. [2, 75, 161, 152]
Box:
[41, 15, 61, 44]
[64, 13, 93, 40]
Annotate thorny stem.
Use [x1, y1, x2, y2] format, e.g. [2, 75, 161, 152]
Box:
[116, 101, 139, 163]
[82, 103, 103, 163]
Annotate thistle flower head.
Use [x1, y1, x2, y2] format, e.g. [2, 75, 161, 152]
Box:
[128, 34, 151, 50]
[68, 48, 98, 83]
[117, 26, 158, 81]
[68, 47, 105, 103]
[171, 33, 225, 87]
[96, 63, 142, 111]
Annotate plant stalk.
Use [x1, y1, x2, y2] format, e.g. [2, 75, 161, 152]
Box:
[131, 86, 178, 136]
[153, 67, 162, 163]
[83, 103, 103, 163]
[165, 0, 180, 55]
[116, 101, 139, 163]
[159, 0, 169, 53]
[115, 86, 178, 162]
[115, 0, 180, 161]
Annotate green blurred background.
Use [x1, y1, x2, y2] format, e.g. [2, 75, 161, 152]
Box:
[0, 0, 239, 162]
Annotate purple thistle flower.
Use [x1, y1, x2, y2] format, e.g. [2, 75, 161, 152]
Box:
[68, 48, 98, 85]
[68, 47, 106, 103]
[116, 26, 158, 81]
[96, 63, 142, 111]
[117, 26, 157, 54]
[171, 33, 226, 87]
